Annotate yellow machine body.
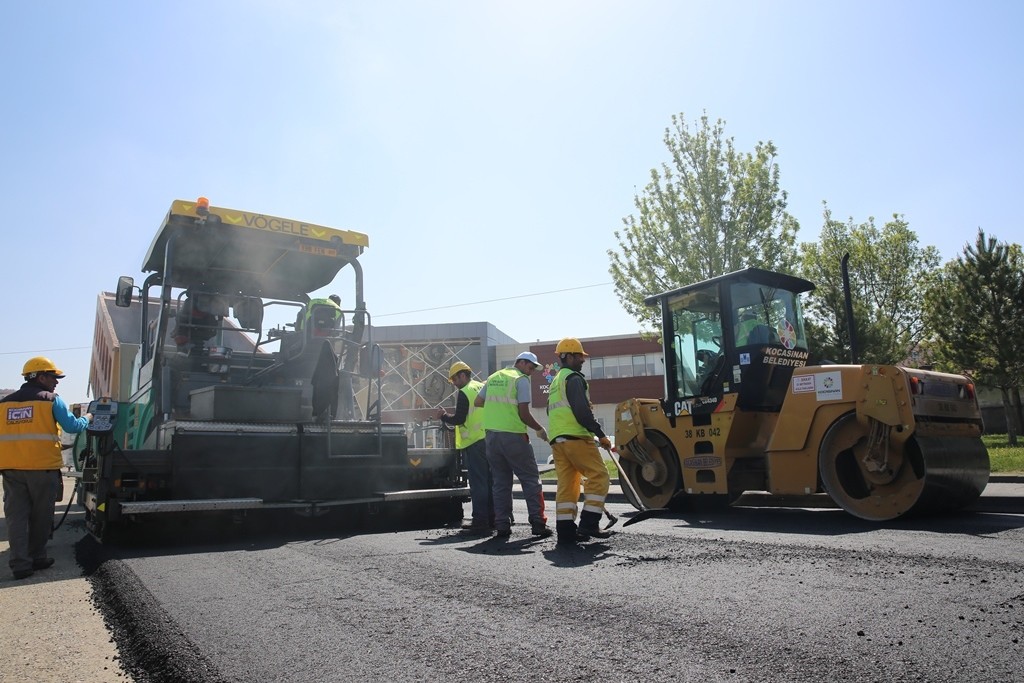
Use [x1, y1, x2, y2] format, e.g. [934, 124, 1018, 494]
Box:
[614, 268, 988, 521]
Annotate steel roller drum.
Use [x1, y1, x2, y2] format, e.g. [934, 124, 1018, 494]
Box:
[818, 415, 990, 521]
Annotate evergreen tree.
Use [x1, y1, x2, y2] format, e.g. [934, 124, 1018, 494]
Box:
[923, 230, 1024, 443]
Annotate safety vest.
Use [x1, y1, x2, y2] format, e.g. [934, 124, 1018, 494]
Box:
[301, 298, 342, 330]
[0, 387, 62, 470]
[456, 380, 485, 449]
[547, 367, 594, 439]
[482, 367, 527, 433]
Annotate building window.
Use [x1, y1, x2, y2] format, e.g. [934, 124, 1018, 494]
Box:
[586, 353, 662, 380]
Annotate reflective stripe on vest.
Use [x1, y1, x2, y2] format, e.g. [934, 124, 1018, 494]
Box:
[0, 400, 62, 470]
[482, 367, 527, 433]
[456, 380, 485, 448]
[547, 367, 593, 439]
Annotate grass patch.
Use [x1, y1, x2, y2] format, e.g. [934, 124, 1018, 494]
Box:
[984, 434, 1024, 474]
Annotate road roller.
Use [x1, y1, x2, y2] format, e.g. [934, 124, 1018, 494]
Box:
[613, 267, 989, 521]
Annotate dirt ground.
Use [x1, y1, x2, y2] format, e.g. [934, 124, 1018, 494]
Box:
[0, 473, 130, 683]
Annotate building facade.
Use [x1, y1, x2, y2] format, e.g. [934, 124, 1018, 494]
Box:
[367, 327, 666, 460]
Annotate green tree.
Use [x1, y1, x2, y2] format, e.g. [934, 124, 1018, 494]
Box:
[609, 113, 799, 331]
[799, 203, 940, 364]
[923, 230, 1024, 444]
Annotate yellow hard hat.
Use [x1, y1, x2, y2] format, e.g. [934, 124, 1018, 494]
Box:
[555, 338, 588, 356]
[23, 356, 65, 378]
[448, 361, 472, 381]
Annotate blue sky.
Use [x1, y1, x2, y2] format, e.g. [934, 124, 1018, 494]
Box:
[2, 1, 1021, 402]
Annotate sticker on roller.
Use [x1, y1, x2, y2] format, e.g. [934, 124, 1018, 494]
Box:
[815, 371, 843, 401]
[792, 375, 815, 394]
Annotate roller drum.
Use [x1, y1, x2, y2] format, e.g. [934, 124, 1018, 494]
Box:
[907, 435, 989, 514]
[818, 415, 989, 521]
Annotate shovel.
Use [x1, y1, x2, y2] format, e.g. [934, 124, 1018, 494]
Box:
[607, 445, 674, 527]
[602, 507, 618, 530]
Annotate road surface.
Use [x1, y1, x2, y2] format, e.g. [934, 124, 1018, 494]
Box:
[80, 500, 1024, 682]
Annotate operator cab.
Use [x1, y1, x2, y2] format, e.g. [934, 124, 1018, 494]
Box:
[647, 268, 815, 417]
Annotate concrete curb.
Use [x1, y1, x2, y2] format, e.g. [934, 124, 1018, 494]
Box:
[522, 475, 1024, 514]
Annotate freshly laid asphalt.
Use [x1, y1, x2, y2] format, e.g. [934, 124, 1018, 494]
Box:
[4, 471, 1021, 682]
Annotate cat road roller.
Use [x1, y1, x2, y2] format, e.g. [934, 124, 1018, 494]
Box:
[613, 267, 989, 521]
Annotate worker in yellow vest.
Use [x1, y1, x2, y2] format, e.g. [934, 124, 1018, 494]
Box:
[474, 352, 551, 539]
[438, 361, 493, 534]
[1, 357, 92, 579]
[296, 294, 342, 335]
[546, 338, 612, 545]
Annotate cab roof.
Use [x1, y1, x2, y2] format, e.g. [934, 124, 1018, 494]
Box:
[644, 267, 815, 306]
[142, 200, 368, 300]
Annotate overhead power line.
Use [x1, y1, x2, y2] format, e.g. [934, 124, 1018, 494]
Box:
[0, 282, 616, 354]
[0, 345, 92, 356]
[375, 282, 614, 318]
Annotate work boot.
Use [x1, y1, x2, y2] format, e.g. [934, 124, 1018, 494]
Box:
[460, 520, 493, 535]
[531, 523, 553, 538]
[12, 569, 34, 580]
[556, 520, 579, 546]
[32, 558, 55, 570]
[577, 510, 612, 541]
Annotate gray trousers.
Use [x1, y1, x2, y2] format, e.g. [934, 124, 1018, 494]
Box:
[2, 469, 60, 574]
[484, 431, 546, 531]
[463, 439, 494, 526]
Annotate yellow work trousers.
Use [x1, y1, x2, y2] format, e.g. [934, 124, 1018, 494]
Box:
[552, 438, 609, 522]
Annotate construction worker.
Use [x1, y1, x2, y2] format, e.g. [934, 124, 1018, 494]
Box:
[172, 291, 221, 351]
[547, 338, 612, 546]
[296, 294, 342, 333]
[474, 352, 551, 539]
[1, 357, 91, 579]
[735, 309, 776, 346]
[438, 361, 493, 533]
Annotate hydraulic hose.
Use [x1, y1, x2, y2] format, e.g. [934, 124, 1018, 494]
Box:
[51, 474, 80, 535]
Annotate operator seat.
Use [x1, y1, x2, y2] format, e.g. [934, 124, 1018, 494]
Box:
[699, 353, 728, 397]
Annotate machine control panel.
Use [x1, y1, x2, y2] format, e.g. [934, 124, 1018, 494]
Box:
[87, 397, 118, 434]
